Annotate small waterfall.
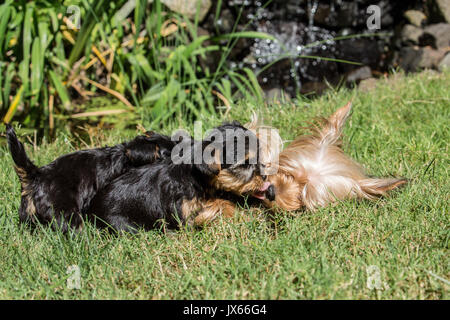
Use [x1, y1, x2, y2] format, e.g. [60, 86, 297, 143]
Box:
[307, 0, 319, 43]
[225, 0, 397, 95]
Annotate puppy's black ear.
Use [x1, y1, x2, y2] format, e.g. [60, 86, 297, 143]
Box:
[194, 163, 220, 177]
[222, 120, 243, 127]
[125, 134, 174, 166]
[194, 142, 221, 177]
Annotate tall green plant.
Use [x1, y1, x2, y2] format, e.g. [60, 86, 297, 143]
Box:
[1, 0, 272, 135]
[0, 0, 72, 133]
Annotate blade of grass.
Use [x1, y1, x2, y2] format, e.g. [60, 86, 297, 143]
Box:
[81, 76, 134, 108]
[49, 70, 71, 110]
[0, 1, 13, 59]
[18, 3, 34, 92]
[212, 31, 277, 42]
[3, 85, 24, 124]
[3, 62, 15, 110]
[30, 38, 43, 106]
[71, 109, 129, 118]
[243, 67, 263, 103]
[68, 0, 106, 66]
[0, 63, 3, 109]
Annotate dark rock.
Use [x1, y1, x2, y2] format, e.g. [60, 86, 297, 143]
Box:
[399, 46, 447, 72]
[214, 8, 234, 34]
[428, 0, 450, 23]
[401, 24, 424, 45]
[159, 0, 212, 22]
[195, 0, 437, 96]
[419, 47, 447, 68]
[379, 1, 395, 27]
[313, 3, 331, 26]
[258, 58, 300, 96]
[419, 23, 450, 49]
[404, 10, 427, 27]
[249, 19, 341, 95]
[398, 47, 423, 72]
[346, 66, 372, 83]
[335, 2, 362, 28]
[300, 1, 394, 29]
[336, 37, 382, 72]
[227, 24, 253, 61]
[300, 81, 329, 95]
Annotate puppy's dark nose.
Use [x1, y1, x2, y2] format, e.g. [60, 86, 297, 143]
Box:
[266, 184, 275, 201]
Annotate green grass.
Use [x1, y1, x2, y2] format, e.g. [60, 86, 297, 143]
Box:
[0, 70, 448, 299]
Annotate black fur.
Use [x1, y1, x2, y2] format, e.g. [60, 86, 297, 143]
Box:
[6, 124, 174, 232]
[87, 122, 268, 232]
[87, 160, 205, 232]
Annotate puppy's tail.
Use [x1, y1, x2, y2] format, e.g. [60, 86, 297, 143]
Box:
[5, 124, 38, 181]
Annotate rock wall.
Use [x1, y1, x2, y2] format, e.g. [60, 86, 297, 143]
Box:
[167, 0, 450, 96]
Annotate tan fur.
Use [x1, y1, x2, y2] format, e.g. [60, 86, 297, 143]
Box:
[194, 199, 236, 226]
[181, 197, 202, 223]
[263, 171, 303, 211]
[207, 139, 267, 196]
[245, 113, 283, 174]
[15, 166, 36, 217]
[14, 166, 28, 182]
[256, 101, 407, 211]
[24, 193, 36, 217]
[154, 144, 159, 157]
[181, 197, 237, 226]
[212, 170, 265, 195]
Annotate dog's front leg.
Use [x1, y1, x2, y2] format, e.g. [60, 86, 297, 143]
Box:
[193, 199, 237, 226]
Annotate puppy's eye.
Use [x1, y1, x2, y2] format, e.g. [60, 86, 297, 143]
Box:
[160, 149, 171, 158]
[232, 163, 252, 171]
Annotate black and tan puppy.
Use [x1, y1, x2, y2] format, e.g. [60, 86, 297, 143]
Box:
[6, 124, 174, 232]
[87, 122, 273, 232]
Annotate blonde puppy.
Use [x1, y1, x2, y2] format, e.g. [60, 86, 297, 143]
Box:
[247, 102, 407, 211]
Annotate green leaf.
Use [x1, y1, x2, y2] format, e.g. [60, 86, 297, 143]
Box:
[141, 83, 165, 106]
[243, 67, 263, 103]
[18, 4, 34, 91]
[68, 0, 107, 66]
[49, 70, 71, 110]
[3, 62, 15, 110]
[0, 2, 12, 59]
[0, 63, 3, 109]
[30, 38, 43, 106]
[3, 85, 24, 124]
[212, 31, 277, 42]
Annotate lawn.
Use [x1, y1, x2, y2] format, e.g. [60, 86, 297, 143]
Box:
[0, 70, 448, 299]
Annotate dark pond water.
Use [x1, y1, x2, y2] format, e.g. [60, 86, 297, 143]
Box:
[204, 0, 421, 96]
